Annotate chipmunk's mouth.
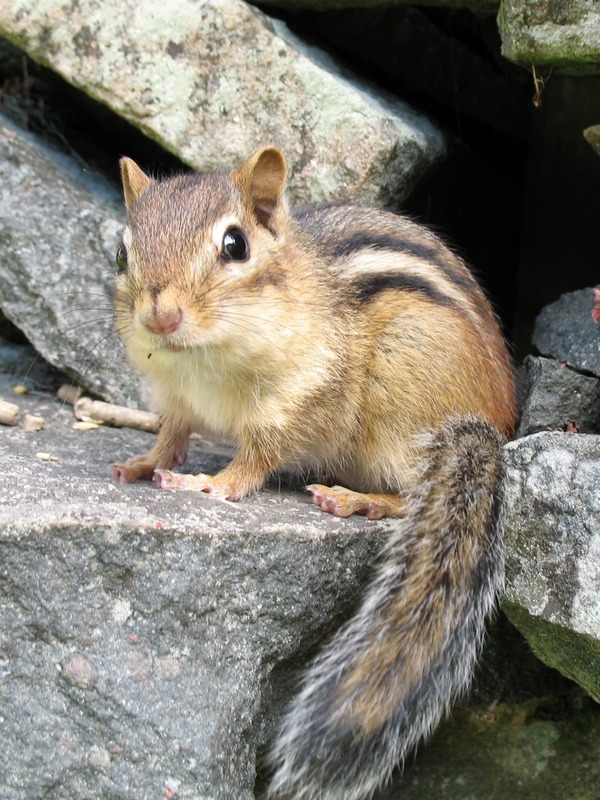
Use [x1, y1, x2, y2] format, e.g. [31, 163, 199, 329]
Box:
[144, 341, 186, 358]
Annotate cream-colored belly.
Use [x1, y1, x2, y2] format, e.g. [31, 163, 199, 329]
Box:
[139, 346, 295, 440]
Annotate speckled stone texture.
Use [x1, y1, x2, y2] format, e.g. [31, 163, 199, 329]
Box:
[533, 286, 600, 376]
[0, 112, 133, 404]
[499, 0, 600, 74]
[0, 377, 387, 799]
[0, 0, 445, 207]
[502, 431, 600, 701]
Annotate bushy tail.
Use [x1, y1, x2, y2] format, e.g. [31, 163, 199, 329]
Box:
[268, 415, 505, 800]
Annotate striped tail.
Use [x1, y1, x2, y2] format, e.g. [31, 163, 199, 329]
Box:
[268, 415, 505, 800]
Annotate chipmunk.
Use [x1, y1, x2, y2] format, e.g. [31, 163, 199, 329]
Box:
[112, 146, 517, 799]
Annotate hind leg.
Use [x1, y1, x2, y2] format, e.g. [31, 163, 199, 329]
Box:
[306, 484, 406, 520]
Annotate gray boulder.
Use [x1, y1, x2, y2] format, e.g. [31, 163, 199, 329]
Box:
[518, 355, 600, 436]
[0, 0, 445, 207]
[499, 0, 600, 75]
[533, 285, 600, 376]
[0, 375, 386, 799]
[509, 288, 600, 696]
[0, 112, 136, 405]
[502, 432, 600, 702]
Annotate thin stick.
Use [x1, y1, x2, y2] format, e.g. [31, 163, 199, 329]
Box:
[74, 396, 160, 433]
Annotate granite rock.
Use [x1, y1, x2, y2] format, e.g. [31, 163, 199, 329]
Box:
[0, 112, 136, 405]
[0, 377, 386, 799]
[502, 431, 600, 702]
[499, 0, 600, 75]
[0, 0, 445, 207]
[533, 286, 600, 376]
[3, 370, 600, 797]
[512, 291, 600, 694]
[518, 355, 600, 436]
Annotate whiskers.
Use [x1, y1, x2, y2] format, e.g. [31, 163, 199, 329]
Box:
[45, 284, 128, 386]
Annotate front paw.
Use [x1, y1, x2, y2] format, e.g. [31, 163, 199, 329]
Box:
[153, 469, 241, 500]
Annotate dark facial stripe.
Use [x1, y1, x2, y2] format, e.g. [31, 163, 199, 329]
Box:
[353, 271, 457, 307]
[330, 232, 476, 296]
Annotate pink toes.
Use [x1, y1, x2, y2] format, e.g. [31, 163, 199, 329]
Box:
[306, 484, 355, 517]
[306, 484, 386, 519]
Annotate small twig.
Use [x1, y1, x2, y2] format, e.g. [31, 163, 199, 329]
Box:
[74, 396, 160, 433]
[531, 64, 551, 108]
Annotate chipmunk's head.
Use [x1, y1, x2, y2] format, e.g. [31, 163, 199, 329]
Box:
[114, 147, 294, 373]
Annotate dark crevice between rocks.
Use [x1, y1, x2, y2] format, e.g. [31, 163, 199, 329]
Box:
[0, 38, 188, 189]
[258, 2, 532, 336]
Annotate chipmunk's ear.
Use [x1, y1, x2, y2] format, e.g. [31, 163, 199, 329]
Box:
[119, 157, 154, 211]
[237, 146, 288, 230]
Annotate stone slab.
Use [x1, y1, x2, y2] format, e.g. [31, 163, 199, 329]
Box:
[0, 0, 445, 207]
[4, 373, 600, 794]
[502, 431, 600, 701]
[0, 112, 137, 405]
[0, 376, 387, 799]
[499, 0, 600, 75]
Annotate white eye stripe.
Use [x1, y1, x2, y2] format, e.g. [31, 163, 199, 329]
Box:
[211, 216, 242, 252]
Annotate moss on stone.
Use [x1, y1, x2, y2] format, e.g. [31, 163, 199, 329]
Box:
[499, 0, 600, 75]
[377, 693, 600, 799]
[503, 600, 600, 703]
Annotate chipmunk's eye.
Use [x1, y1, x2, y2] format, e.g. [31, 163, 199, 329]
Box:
[222, 227, 249, 261]
[115, 244, 128, 273]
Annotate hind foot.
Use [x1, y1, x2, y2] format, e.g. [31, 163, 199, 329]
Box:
[306, 484, 405, 520]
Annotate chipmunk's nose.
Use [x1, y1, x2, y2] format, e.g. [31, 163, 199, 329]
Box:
[142, 306, 183, 335]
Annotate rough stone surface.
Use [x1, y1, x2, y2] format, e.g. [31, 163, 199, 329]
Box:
[0, 376, 387, 799]
[0, 112, 138, 405]
[0, 0, 445, 207]
[499, 0, 600, 75]
[518, 355, 600, 436]
[533, 286, 600, 376]
[502, 432, 600, 702]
